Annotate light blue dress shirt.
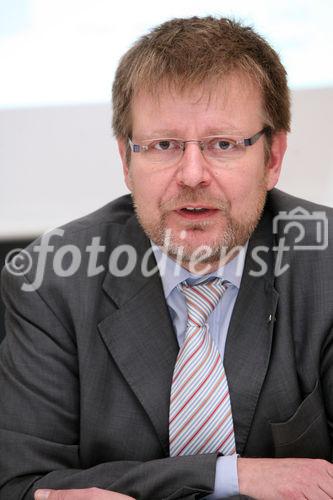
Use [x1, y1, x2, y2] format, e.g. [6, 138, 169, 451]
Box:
[152, 242, 247, 499]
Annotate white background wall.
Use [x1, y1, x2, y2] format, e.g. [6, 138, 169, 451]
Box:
[278, 88, 333, 205]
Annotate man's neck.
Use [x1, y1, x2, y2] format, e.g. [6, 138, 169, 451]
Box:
[160, 246, 244, 275]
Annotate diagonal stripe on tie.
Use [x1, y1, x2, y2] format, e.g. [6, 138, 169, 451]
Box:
[169, 277, 236, 457]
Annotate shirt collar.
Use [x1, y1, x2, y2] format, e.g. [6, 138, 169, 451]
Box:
[151, 241, 248, 300]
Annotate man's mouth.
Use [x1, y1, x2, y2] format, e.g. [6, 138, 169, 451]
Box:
[175, 206, 219, 219]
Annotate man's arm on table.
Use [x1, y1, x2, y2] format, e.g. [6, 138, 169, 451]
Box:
[31, 458, 333, 500]
[30, 456, 333, 500]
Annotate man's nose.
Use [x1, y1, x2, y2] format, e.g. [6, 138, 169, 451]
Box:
[175, 142, 212, 188]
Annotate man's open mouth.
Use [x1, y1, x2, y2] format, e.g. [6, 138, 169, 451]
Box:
[175, 207, 219, 219]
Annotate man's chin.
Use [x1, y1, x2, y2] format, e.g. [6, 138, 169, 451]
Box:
[160, 232, 231, 265]
[134, 206, 261, 268]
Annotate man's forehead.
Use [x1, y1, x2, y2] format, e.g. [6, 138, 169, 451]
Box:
[132, 73, 262, 110]
[130, 74, 264, 135]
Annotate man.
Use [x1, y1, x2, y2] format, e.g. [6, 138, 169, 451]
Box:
[0, 16, 332, 500]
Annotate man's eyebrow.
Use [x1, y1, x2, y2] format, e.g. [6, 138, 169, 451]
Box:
[203, 128, 245, 136]
[134, 126, 245, 139]
[134, 129, 181, 138]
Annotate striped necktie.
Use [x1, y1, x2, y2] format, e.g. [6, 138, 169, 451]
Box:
[169, 277, 236, 457]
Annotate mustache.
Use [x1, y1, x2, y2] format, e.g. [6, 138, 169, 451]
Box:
[160, 190, 230, 213]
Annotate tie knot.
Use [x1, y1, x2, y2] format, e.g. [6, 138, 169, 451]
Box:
[179, 277, 228, 327]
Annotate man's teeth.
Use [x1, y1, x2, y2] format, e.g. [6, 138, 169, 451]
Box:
[184, 207, 207, 211]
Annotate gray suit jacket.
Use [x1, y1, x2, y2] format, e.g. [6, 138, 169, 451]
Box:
[0, 189, 332, 500]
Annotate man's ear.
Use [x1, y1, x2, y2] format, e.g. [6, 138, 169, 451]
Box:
[117, 137, 132, 191]
[265, 131, 288, 190]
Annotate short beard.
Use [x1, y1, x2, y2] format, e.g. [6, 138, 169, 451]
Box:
[132, 186, 267, 268]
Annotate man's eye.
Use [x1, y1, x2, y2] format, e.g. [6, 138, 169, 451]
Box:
[154, 140, 173, 151]
[215, 139, 235, 151]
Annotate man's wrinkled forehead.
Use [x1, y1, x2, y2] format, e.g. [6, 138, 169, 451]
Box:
[130, 73, 266, 135]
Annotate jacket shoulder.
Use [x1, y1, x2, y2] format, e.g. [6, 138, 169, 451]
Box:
[267, 188, 333, 218]
[58, 194, 134, 238]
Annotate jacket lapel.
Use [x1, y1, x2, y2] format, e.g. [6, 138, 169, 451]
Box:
[98, 215, 179, 456]
[224, 207, 279, 455]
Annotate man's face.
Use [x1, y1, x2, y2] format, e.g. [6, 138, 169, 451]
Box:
[118, 75, 286, 271]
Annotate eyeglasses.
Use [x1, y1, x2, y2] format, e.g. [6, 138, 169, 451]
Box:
[128, 127, 271, 166]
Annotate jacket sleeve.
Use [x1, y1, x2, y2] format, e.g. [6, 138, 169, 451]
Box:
[0, 266, 217, 500]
